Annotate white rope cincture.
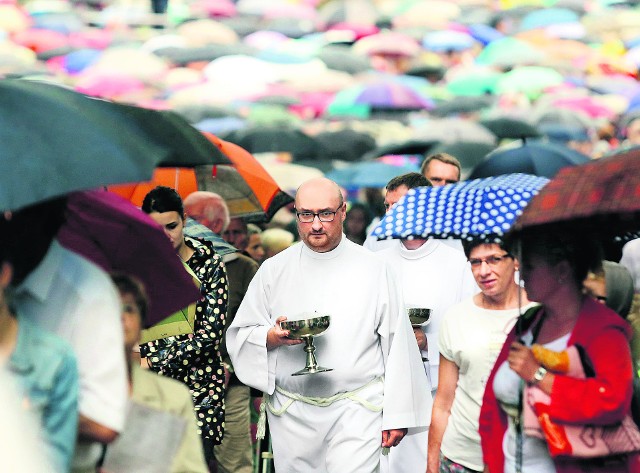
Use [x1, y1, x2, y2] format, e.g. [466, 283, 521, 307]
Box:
[256, 376, 384, 440]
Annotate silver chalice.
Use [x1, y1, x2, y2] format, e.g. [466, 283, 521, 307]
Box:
[280, 315, 332, 376]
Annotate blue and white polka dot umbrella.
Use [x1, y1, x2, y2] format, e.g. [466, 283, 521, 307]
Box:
[372, 173, 549, 242]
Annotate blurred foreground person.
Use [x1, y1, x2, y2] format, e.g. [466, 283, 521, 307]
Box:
[227, 177, 430, 472]
[260, 227, 295, 259]
[141, 186, 228, 466]
[6, 198, 127, 473]
[245, 224, 265, 264]
[428, 240, 534, 473]
[0, 245, 79, 472]
[104, 274, 207, 473]
[480, 230, 638, 473]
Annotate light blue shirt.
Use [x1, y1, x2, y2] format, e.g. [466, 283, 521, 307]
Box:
[8, 317, 79, 472]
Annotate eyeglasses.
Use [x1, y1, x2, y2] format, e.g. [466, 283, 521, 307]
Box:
[468, 253, 513, 268]
[295, 205, 342, 223]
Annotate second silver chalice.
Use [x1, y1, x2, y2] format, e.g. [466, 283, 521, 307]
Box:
[407, 307, 431, 327]
[280, 314, 332, 376]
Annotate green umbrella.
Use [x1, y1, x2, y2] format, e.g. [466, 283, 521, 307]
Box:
[446, 69, 502, 96]
[494, 66, 565, 100]
[475, 37, 545, 68]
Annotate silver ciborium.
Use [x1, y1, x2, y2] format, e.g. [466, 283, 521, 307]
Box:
[407, 307, 431, 328]
[280, 315, 332, 376]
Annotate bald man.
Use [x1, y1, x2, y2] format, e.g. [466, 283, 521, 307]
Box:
[227, 178, 431, 473]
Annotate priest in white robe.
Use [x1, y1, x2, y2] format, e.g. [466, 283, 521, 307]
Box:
[227, 178, 431, 473]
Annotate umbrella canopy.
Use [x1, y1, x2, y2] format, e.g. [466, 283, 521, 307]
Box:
[223, 126, 323, 161]
[0, 79, 226, 211]
[360, 139, 440, 161]
[57, 190, 202, 327]
[326, 80, 434, 116]
[479, 116, 542, 140]
[412, 118, 497, 145]
[254, 154, 325, 192]
[197, 133, 294, 222]
[314, 129, 377, 161]
[372, 173, 549, 241]
[326, 161, 420, 189]
[512, 148, 640, 240]
[469, 139, 591, 179]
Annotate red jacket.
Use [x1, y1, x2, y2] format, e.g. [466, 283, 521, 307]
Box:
[479, 297, 636, 473]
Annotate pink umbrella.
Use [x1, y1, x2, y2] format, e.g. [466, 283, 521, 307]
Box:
[550, 95, 618, 119]
[189, 0, 236, 17]
[74, 74, 148, 100]
[12, 28, 69, 54]
[352, 31, 421, 58]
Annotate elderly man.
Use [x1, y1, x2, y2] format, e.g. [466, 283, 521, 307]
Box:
[420, 153, 461, 187]
[227, 177, 430, 472]
[183, 191, 258, 473]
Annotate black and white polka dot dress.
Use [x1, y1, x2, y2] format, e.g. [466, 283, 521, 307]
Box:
[142, 236, 228, 444]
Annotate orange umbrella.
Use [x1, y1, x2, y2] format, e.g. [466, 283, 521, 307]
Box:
[108, 168, 198, 207]
[109, 133, 293, 222]
[197, 133, 293, 221]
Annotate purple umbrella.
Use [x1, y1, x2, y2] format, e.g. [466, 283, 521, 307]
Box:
[57, 190, 201, 327]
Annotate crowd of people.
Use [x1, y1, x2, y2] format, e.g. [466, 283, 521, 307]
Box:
[1, 140, 639, 473]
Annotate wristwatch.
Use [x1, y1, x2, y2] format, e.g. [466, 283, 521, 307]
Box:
[532, 365, 547, 384]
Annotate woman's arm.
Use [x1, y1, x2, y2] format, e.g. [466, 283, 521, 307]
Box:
[427, 356, 459, 473]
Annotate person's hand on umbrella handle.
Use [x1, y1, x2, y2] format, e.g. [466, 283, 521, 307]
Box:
[382, 428, 408, 447]
[267, 316, 304, 350]
[508, 341, 539, 382]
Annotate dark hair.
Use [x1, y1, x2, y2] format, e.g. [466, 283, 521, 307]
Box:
[111, 273, 148, 325]
[510, 229, 602, 287]
[461, 238, 507, 259]
[386, 172, 432, 192]
[420, 153, 461, 179]
[0, 196, 68, 286]
[141, 186, 184, 218]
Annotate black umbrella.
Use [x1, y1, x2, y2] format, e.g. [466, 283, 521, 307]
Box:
[360, 139, 440, 161]
[0, 79, 228, 211]
[479, 116, 541, 140]
[469, 139, 590, 179]
[315, 129, 377, 161]
[223, 126, 324, 161]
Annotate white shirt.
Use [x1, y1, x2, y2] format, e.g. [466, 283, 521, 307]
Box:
[378, 239, 478, 386]
[621, 238, 640, 292]
[439, 299, 537, 470]
[14, 240, 128, 469]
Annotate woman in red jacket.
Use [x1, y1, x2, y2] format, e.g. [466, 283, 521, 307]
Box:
[479, 229, 638, 473]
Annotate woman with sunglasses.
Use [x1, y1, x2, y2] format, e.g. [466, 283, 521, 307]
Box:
[427, 239, 535, 473]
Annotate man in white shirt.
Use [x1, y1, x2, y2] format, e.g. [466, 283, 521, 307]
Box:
[5, 199, 128, 473]
[227, 177, 431, 472]
[376, 173, 478, 473]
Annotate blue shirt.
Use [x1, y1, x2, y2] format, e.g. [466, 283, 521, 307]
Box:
[8, 316, 79, 472]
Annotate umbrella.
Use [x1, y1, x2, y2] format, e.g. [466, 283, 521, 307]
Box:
[0, 79, 224, 212]
[469, 139, 591, 179]
[360, 139, 440, 161]
[371, 173, 549, 241]
[512, 148, 640, 241]
[412, 118, 497, 145]
[422, 30, 476, 52]
[315, 46, 372, 74]
[315, 129, 377, 161]
[479, 116, 542, 140]
[326, 80, 434, 115]
[326, 161, 419, 189]
[57, 190, 202, 327]
[430, 95, 496, 117]
[352, 31, 422, 58]
[197, 133, 294, 222]
[318, 0, 380, 27]
[475, 37, 545, 68]
[223, 126, 323, 161]
[493, 66, 565, 100]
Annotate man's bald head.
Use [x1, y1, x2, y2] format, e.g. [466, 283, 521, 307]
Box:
[294, 178, 345, 253]
[295, 178, 344, 208]
[183, 191, 230, 234]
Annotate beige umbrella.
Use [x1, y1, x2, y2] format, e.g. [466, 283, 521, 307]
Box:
[176, 19, 239, 46]
[254, 153, 324, 192]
